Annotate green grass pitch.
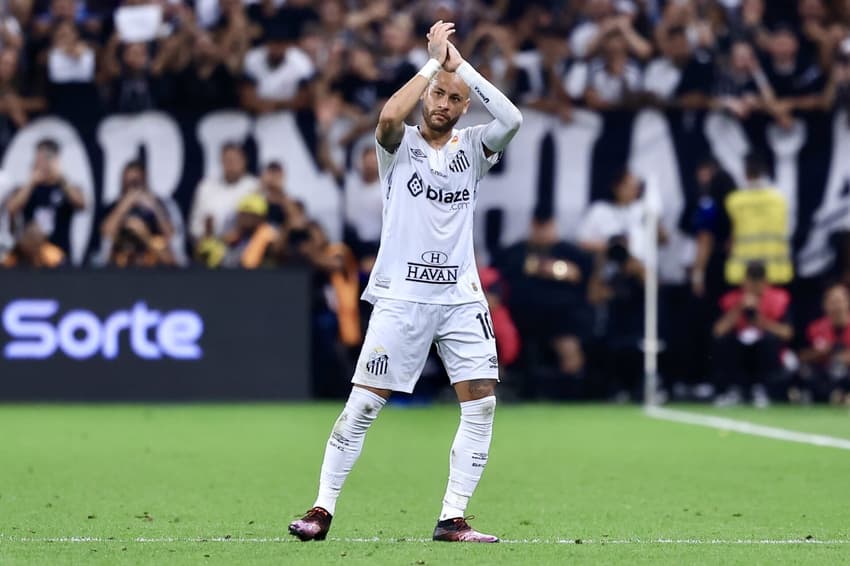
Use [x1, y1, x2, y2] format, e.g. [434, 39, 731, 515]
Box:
[1, 403, 850, 565]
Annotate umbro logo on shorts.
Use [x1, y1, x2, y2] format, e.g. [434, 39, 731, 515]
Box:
[366, 352, 389, 376]
[448, 150, 470, 173]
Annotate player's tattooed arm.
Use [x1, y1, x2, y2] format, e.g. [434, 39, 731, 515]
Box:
[376, 21, 455, 152]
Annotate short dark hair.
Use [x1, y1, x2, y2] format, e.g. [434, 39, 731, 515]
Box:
[123, 160, 146, 175]
[745, 151, 769, 180]
[745, 260, 767, 281]
[221, 142, 245, 155]
[36, 138, 59, 155]
[265, 161, 283, 172]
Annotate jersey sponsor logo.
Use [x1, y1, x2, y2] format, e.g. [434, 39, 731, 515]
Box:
[405, 262, 459, 284]
[366, 349, 389, 376]
[426, 187, 471, 209]
[421, 251, 448, 265]
[409, 147, 427, 160]
[404, 173, 471, 210]
[407, 171, 425, 197]
[430, 168, 448, 178]
[448, 150, 470, 173]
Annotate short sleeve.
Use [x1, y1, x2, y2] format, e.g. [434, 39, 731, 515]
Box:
[576, 203, 610, 244]
[465, 124, 502, 180]
[374, 126, 408, 179]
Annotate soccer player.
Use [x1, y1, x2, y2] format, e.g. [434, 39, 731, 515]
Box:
[288, 21, 522, 543]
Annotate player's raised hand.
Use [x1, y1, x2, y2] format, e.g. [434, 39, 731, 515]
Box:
[426, 20, 455, 65]
[443, 41, 465, 72]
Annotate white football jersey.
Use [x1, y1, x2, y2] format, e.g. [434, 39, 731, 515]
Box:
[363, 124, 500, 305]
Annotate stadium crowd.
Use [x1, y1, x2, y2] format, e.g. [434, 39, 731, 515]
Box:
[2, 0, 850, 404]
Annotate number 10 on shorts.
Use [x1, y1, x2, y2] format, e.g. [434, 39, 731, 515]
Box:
[476, 312, 495, 340]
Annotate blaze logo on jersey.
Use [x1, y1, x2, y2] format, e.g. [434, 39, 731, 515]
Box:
[448, 150, 470, 173]
[366, 349, 389, 376]
[407, 172, 425, 197]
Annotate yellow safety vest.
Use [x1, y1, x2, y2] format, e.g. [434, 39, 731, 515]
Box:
[724, 187, 793, 284]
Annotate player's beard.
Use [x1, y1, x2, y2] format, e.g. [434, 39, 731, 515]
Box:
[422, 107, 459, 134]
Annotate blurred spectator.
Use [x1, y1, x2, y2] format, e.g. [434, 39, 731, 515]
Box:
[197, 193, 278, 269]
[732, 0, 770, 50]
[656, 0, 721, 54]
[1, 10, 24, 51]
[212, 0, 259, 74]
[258, 161, 291, 227]
[578, 172, 653, 399]
[724, 151, 793, 286]
[47, 20, 93, 83]
[0, 47, 47, 131]
[584, 28, 644, 110]
[577, 170, 646, 254]
[570, 0, 617, 60]
[460, 22, 516, 91]
[713, 260, 792, 407]
[101, 37, 176, 113]
[479, 266, 521, 367]
[512, 25, 572, 121]
[643, 24, 714, 108]
[760, 24, 826, 121]
[189, 142, 260, 245]
[343, 145, 382, 261]
[5, 138, 85, 257]
[106, 211, 175, 268]
[824, 36, 850, 118]
[714, 38, 772, 120]
[332, 41, 382, 116]
[170, 30, 238, 112]
[1, 220, 65, 267]
[378, 13, 421, 90]
[496, 217, 594, 397]
[690, 156, 736, 300]
[241, 22, 314, 114]
[97, 160, 181, 266]
[794, 283, 850, 404]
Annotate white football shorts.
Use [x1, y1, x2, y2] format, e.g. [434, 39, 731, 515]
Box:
[352, 298, 500, 393]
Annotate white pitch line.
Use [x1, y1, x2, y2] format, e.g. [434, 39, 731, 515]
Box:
[646, 406, 850, 451]
[1, 536, 849, 545]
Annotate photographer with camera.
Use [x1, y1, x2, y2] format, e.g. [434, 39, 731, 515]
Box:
[712, 260, 793, 407]
[5, 138, 85, 258]
[794, 283, 850, 405]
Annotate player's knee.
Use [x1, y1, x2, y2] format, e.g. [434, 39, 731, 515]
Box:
[478, 395, 496, 417]
[345, 387, 388, 423]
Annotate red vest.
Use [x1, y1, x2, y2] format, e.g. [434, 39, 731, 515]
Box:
[807, 317, 850, 352]
[719, 286, 790, 332]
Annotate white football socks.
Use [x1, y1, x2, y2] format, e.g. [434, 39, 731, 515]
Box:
[439, 396, 496, 521]
[313, 387, 386, 516]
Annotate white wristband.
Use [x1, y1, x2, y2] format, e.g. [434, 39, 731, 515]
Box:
[417, 58, 441, 81]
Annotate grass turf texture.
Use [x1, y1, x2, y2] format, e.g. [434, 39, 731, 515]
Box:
[1, 404, 849, 565]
